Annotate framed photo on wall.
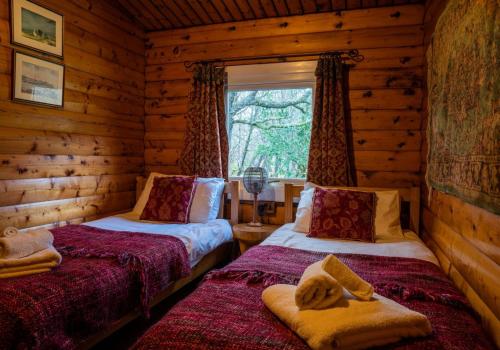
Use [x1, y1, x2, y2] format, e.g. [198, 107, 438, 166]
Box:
[10, 0, 63, 58]
[13, 51, 65, 108]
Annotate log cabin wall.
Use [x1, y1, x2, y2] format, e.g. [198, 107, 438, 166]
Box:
[144, 4, 426, 223]
[420, 0, 500, 345]
[0, 0, 145, 231]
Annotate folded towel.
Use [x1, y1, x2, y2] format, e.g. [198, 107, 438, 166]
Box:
[263, 284, 432, 350]
[0, 228, 54, 259]
[295, 260, 344, 310]
[1, 227, 19, 238]
[322, 255, 374, 301]
[0, 247, 62, 278]
[0, 246, 62, 268]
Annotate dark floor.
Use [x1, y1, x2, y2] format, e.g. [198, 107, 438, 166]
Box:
[91, 277, 201, 350]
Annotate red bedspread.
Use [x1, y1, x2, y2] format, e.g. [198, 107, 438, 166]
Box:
[0, 225, 191, 350]
[133, 245, 494, 350]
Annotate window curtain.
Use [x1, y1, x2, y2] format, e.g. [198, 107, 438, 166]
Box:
[306, 54, 355, 186]
[180, 63, 229, 179]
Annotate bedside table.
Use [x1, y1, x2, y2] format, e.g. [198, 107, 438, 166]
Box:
[232, 224, 280, 254]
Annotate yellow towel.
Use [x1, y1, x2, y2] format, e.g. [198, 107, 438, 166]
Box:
[0, 247, 62, 279]
[322, 255, 374, 301]
[1, 227, 19, 238]
[295, 260, 343, 310]
[263, 284, 432, 350]
[0, 228, 54, 259]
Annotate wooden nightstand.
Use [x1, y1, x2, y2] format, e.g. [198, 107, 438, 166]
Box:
[232, 224, 280, 254]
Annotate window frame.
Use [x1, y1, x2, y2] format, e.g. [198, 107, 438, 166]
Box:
[226, 83, 315, 183]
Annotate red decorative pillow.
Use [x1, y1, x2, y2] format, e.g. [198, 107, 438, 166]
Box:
[140, 176, 197, 223]
[308, 187, 376, 242]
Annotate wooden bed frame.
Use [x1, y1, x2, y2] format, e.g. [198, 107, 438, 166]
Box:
[79, 177, 240, 349]
[283, 184, 421, 234]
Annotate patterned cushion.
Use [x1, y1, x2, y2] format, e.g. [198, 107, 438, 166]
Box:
[308, 187, 376, 242]
[140, 176, 197, 223]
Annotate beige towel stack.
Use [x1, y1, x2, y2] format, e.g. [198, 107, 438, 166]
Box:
[263, 285, 432, 350]
[0, 227, 62, 279]
[295, 260, 343, 310]
[263, 255, 432, 350]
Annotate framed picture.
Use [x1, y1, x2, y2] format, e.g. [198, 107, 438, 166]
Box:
[13, 51, 65, 108]
[10, 0, 63, 58]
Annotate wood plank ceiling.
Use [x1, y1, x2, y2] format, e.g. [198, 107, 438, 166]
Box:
[117, 0, 424, 31]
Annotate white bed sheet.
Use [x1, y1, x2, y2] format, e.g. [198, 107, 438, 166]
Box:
[84, 212, 233, 266]
[262, 224, 439, 265]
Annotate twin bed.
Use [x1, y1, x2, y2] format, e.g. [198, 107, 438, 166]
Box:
[0, 180, 494, 349]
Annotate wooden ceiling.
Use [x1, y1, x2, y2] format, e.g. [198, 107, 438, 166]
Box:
[117, 0, 424, 31]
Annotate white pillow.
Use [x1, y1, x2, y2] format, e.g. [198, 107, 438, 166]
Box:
[133, 173, 225, 223]
[292, 183, 403, 240]
[189, 177, 225, 223]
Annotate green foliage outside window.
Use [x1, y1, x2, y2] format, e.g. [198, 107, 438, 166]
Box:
[227, 88, 312, 178]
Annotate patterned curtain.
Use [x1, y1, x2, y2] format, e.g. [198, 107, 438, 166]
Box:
[306, 54, 355, 186]
[180, 63, 229, 179]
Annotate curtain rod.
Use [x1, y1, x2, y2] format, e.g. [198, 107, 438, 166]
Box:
[183, 49, 364, 70]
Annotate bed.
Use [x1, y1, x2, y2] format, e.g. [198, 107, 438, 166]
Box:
[0, 177, 240, 350]
[132, 184, 495, 350]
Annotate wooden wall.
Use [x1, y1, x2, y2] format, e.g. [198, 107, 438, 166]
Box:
[0, 0, 145, 230]
[144, 4, 425, 189]
[420, 1, 500, 346]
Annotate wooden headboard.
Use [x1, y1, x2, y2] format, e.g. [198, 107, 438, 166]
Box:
[136, 176, 240, 225]
[284, 184, 421, 234]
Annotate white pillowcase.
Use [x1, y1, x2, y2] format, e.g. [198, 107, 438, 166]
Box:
[133, 173, 225, 223]
[189, 177, 225, 223]
[292, 183, 403, 241]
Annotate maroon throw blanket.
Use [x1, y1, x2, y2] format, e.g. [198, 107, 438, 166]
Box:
[133, 245, 494, 350]
[0, 225, 190, 350]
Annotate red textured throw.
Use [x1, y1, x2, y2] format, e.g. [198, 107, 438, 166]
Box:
[140, 176, 196, 223]
[133, 245, 494, 350]
[0, 225, 190, 350]
[308, 187, 376, 242]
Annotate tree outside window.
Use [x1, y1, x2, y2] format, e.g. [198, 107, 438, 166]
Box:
[227, 88, 313, 178]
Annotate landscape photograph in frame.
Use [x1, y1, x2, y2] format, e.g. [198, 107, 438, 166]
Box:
[13, 51, 64, 107]
[11, 0, 63, 57]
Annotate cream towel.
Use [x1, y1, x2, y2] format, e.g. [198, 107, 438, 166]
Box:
[322, 255, 373, 301]
[263, 284, 432, 350]
[0, 247, 62, 278]
[295, 260, 343, 310]
[0, 247, 62, 268]
[1, 227, 19, 238]
[0, 228, 54, 259]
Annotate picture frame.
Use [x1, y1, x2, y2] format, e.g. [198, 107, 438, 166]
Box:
[12, 51, 65, 108]
[10, 0, 63, 58]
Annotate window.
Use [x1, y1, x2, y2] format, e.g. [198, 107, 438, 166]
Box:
[226, 62, 316, 179]
[227, 88, 313, 178]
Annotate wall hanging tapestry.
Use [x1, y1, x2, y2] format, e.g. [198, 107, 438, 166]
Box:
[427, 0, 499, 214]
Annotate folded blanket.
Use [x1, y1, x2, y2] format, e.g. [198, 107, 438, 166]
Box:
[322, 254, 373, 301]
[263, 284, 432, 350]
[1, 227, 19, 238]
[0, 246, 62, 268]
[295, 260, 343, 310]
[0, 229, 54, 259]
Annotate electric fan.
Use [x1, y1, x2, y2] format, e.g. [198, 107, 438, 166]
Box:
[243, 167, 268, 227]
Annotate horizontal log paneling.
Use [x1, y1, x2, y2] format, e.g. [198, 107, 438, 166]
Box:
[144, 4, 425, 190]
[146, 5, 424, 47]
[0, 0, 145, 230]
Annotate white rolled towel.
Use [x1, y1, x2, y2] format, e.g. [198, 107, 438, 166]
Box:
[0, 229, 54, 259]
[322, 255, 374, 301]
[1, 227, 19, 238]
[295, 260, 344, 310]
